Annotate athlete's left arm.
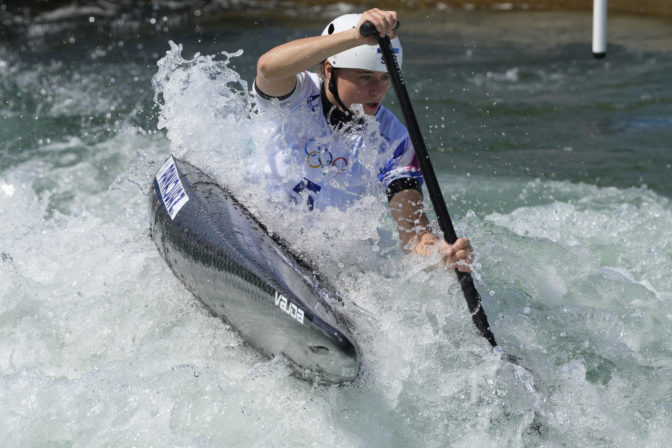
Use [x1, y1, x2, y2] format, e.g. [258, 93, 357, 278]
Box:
[389, 188, 473, 272]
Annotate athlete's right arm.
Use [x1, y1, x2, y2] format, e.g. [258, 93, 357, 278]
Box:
[390, 188, 473, 273]
[255, 9, 398, 98]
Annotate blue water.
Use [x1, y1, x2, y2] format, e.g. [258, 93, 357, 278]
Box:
[1, 4, 672, 447]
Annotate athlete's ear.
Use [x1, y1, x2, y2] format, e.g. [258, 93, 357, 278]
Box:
[324, 61, 333, 80]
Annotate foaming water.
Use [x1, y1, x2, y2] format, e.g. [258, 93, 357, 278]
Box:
[464, 177, 672, 446]
[148, 40, 672, 447]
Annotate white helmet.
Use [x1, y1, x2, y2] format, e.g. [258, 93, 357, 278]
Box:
[321, 13, 403, 72]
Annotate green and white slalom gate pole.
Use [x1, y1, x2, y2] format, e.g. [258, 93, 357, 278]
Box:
[360, 22, 498, 348]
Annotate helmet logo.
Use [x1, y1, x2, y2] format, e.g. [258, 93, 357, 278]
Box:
[376, 47, 400, 65]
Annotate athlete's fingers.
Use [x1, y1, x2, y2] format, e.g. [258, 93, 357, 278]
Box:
[412, 233, 474, 272]
[454, 262, 472, 273]
[378, 11, 398, 38]
[453, 238, 473, 259]
[373, 10, 397, 35]
[357, 10, 381, 44]
[360, 9, 398, 39]
[453, 249, 472, 263]
[439, 237, 474, 272]
[443, 255, 472, 272]
[452, 237, 471, 252]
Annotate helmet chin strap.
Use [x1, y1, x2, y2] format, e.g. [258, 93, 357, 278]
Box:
[327, 68, 352, 116]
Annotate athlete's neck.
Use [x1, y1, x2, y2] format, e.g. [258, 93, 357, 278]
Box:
[321, 83, 355, 128]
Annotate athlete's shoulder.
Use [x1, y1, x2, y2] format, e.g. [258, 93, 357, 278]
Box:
[254, 71, 322, 108]
[376, 105, 409, 140]
[303, 71, 322, 87]
[294, 71, 322, 100]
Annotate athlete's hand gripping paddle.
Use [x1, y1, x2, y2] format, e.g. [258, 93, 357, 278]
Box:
[360, 21, 498, 348]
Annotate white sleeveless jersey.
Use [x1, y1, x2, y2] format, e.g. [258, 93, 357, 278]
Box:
[252, 71, 423, 211]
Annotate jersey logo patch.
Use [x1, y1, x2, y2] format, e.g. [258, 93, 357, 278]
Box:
[304, 139, 348, 174]
[306, 94, 320, 112]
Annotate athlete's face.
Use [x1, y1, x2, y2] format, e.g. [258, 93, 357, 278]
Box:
[326, 64, 390, 116]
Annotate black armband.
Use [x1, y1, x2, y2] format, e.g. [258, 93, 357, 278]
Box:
[254, 79, 296, 101]
[386, 178, 423, 201]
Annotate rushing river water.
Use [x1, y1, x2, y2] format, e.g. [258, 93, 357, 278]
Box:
[2, 3, 672, 447]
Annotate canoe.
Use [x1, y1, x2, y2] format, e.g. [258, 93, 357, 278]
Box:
[149, 156, 359, 384]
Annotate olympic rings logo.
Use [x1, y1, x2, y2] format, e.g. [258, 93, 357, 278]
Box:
[304, 139, 348, 174]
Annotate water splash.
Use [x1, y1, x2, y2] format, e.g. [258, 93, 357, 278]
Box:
[151, 42, 395, 271]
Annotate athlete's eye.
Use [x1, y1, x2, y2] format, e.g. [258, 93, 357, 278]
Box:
[360, 75, 371, 81]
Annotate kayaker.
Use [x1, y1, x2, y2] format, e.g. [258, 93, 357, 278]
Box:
[254, 8, 473, 272]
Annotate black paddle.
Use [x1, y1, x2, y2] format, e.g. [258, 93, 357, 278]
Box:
[360, 22, 498, 348]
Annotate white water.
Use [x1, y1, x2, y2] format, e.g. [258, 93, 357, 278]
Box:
[2, 41, 672, 448]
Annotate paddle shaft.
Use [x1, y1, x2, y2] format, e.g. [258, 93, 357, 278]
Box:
[360, 22, 497, 347]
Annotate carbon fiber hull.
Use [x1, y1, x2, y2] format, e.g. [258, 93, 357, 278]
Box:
[149, 157, 359, 384]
